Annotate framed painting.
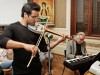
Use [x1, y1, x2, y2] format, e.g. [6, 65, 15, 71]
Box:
[33, 0, 55, 26]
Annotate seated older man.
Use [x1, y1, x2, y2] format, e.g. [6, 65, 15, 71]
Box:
[66, 32, 91, 75]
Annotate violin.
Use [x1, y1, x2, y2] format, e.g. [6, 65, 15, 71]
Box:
[28, 23, 62, 36]
[27, 23, 72, 67]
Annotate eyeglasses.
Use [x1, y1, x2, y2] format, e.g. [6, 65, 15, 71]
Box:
[79, 38, 85, 41]
[30, 15, 40, 19]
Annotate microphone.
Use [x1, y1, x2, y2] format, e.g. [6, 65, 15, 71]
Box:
[45, 32, 53, 39]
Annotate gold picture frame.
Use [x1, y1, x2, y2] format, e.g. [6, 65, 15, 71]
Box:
[33, 0, 55, 26]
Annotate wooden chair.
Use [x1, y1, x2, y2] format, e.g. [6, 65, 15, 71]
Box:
[84, 71, 94, 75]
[3, 68, 12, 75]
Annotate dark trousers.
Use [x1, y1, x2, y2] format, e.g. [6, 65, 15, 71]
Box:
[79, 69, 87, 75]
[13, 71, 41, 75]
[79, 64, 90, 75]
[13, 69, 41, 75]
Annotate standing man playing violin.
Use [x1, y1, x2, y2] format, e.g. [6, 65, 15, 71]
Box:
[0, 2, 68, 75]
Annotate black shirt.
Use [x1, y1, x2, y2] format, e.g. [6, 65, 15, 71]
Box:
[75, 41, 82, 55]
[0, 22, 48, 74]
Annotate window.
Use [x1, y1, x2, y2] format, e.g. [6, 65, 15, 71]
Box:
[71, 0, 100, 36]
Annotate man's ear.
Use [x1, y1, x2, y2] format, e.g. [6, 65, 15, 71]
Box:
[24, 12, 28, 18]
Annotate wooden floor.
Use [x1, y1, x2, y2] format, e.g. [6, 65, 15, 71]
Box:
[43, 53, 78, 75]
[5, 53, 79, 75]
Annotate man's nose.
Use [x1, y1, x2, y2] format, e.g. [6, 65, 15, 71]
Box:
[36, 17, 40, 22]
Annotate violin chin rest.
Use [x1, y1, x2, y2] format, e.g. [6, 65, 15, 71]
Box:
[28, 25, 44, 34]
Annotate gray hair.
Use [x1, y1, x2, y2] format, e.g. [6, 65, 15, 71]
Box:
[74, 32, 85, 40]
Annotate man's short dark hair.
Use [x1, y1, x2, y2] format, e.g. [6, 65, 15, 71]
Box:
[21, 2, 40, 17]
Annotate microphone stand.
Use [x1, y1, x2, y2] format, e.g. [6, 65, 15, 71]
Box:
[46, 33, 53, 75]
